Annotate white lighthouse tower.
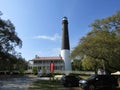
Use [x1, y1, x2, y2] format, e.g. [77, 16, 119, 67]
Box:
[61, 17, 71, 71]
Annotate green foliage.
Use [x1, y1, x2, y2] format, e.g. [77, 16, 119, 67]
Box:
[71, 11, 120, 73]
[0, 11, 28, 73]
[42, 66, 46, 75]
[81, 56, 103, 73]
[72, 60, 83, 71]
[32, 67, 37, 75]
[19, 68, 24, 75]
[0, 19, 22, 54]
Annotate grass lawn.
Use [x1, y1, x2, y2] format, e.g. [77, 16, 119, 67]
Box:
[29, 79, 82, 90]
[30, 80, 61, 88]
[29, 76, 120, 90]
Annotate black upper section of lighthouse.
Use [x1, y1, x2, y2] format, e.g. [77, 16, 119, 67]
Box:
[61, 17, 70, 50]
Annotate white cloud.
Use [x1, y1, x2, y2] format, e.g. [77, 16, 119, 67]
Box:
[34, 33, 61, 41]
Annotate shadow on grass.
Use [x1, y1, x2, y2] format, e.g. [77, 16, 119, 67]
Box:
[29, 79, 82, 90]
[29, 79, 120, 90]
[98, 88, 120, 90]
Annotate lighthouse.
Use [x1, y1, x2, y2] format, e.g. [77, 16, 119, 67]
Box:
[61, 17, 71, 71]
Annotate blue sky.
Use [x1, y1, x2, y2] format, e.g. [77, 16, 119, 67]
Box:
[0, 0, 120, 60]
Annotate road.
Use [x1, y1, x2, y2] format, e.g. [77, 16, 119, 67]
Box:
[0, 76, 38, 90]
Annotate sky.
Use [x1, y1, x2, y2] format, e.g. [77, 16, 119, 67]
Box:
[0, 0, 120, 60]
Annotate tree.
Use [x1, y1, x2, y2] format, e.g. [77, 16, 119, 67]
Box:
[32, 67, 37, 75]
[81, 56, 103, 74]
[0, 12, 23, 72]
[72, 59, 83, 71]
[0, 18, 22, 54]
[71, 11, 120, 73]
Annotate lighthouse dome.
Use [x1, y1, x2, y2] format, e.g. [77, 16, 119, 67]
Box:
[62, 17, 67, 20]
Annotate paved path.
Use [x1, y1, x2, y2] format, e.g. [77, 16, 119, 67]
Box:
[0, 76, 38, 90]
